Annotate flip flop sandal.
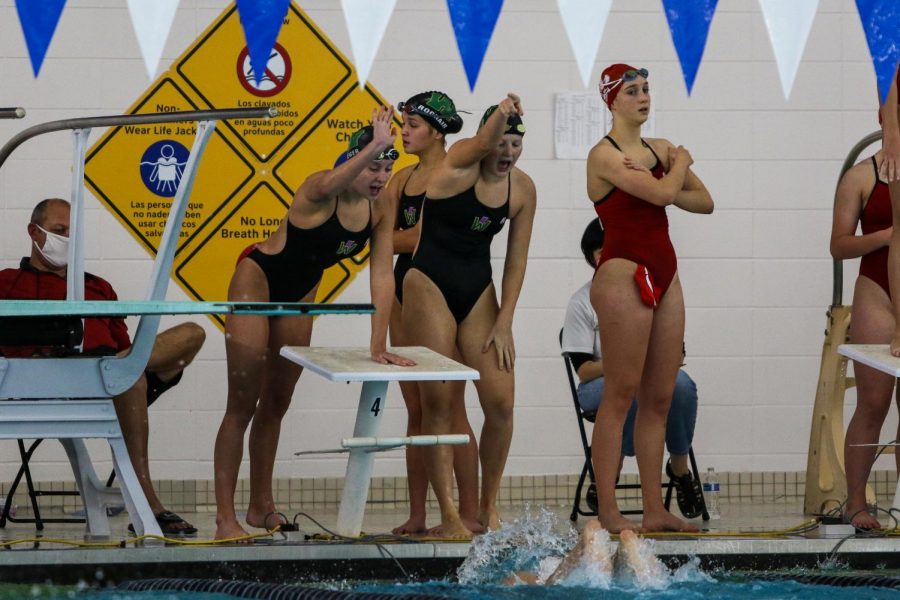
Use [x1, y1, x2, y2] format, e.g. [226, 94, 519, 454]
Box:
[665, 459, 705, 519]
[128, 510, 198, 536]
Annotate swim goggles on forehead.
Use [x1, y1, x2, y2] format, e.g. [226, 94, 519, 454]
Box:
[345, 146, 400, 161]
[397, 101, 453, 130]
[600, 68, 650, 92]
[505, 121, 526, 135]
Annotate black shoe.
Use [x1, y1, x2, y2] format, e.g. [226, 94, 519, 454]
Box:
[666, 459, 705, 519]
[586, 483, 598, 513]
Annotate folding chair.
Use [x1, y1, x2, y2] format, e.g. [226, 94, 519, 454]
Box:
[560, 329, 708, 522]
[0, 317, 87, 529]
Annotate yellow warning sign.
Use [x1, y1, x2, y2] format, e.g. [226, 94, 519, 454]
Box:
[176, 182, 290, 308]
[176, 4, 353, 162]
[86, 79, 254, 254]
[84, 2, 414, 329]
[273, 87, 409, 196]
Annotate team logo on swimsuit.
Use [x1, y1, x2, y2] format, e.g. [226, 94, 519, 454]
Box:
[471, 216, 491, 232]
[337, 240, 358, 255]
[403, 206, 417, 227]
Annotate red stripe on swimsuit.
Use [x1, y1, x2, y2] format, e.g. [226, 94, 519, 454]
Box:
[859, 157, 892, 299]
[593, 138, 676, 305]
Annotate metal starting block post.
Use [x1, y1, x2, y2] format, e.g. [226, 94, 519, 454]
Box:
[343, 434, 470, 451]
[280, 346, 479, 537]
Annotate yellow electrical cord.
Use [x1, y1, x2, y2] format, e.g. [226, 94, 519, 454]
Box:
[4, 519, 899, 548]
[0, 526, 281, 549]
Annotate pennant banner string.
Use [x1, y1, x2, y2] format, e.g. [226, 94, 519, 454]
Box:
[447, 0, 504, 91]
[341, 0, 397, 88]
[235, 0, 291, 86]
[16, 0, 67, 77]
[127, 0, 181, 79]
[558, 0, 613, 88]
[855, 0, 900, 105]
[661, 0, 719, 95]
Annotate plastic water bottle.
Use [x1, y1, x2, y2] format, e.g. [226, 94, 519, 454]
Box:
[702, 467, 721, 520]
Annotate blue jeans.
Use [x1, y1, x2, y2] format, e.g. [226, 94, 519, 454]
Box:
[576, 369, 698, 457]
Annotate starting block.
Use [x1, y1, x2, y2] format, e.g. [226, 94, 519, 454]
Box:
[837, 344, 900, 377]
[280, 346, 478, 537]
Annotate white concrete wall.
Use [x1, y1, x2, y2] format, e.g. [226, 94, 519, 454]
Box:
[0, 0, 894, 481]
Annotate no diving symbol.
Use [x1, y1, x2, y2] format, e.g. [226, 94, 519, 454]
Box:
[237, 43, 292, 97]
[139, 140, 190, 197]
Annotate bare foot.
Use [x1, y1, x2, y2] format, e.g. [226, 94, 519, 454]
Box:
[246, 508, 286, 530]
[845, 504, 882, 531]
[477, 508, 501, 532]
[393, 515, 427, 535]
[640, 509, 699, 533]
[892, 332, 900, 357]
[463, 516, 486, 534]
[546, 519, 612, 584]
[215, 518, 251, 541]
[598, 509, 641, 534]
[615, 529, 666, 585]
[426, 516, 473, 540]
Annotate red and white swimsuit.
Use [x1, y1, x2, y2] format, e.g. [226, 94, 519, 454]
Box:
[593, 136, 676, 308]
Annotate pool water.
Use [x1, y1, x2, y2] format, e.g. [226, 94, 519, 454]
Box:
[351, 579, 900, 600]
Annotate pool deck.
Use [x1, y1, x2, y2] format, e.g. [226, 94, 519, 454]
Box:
[2, 500, 900, 584]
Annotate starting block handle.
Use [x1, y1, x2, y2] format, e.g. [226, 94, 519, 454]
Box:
[341, 434, 470, 449]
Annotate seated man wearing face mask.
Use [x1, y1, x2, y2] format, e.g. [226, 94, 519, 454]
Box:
[0, 198, 205, 536]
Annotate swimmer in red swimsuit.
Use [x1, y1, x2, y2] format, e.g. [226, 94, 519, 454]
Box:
[832, 150, 896, 531]
[586, 64, 713, 534]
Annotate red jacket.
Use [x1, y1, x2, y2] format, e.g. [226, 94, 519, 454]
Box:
[0, 257, 131, 357]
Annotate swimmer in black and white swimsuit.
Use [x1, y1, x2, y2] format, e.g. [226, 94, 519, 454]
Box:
[403, 94, 537, 539]
[214, 107, 414, 541]
[385, 91, 481, 536]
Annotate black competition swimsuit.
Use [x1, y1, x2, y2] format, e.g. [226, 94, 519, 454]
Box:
[241, 201, 371, 302]
[394, 166, 425, 304]
[410, 178, 510, 323]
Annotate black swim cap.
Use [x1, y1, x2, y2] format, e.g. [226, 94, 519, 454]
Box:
[397, 91, 463, 134]
[479, 105, 525, 136]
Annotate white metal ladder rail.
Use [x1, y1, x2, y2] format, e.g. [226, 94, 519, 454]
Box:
[0, 108, 271, 538]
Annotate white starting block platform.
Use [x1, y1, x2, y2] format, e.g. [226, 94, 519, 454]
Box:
[279, 346, 478, 536]
[838, 344, 900, 378]
[837, 344, 900, 511]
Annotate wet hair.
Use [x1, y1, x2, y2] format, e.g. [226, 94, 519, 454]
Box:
[398, 91, 463, 134]
[478, 105, 525, 136]
[30, 198, 68, 226]
[580, 219, 605, 268]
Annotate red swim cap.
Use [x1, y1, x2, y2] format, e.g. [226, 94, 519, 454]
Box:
[599, 63, 647, 109]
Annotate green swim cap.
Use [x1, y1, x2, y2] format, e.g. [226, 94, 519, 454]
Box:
[397, 91, 463, 134]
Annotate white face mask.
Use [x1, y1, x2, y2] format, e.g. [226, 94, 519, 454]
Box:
[34, 224, 69, 269]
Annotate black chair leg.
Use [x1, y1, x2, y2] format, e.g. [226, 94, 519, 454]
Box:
[0, 440, 40, 528]
[663, 477, 674, 512]
[2, 439, 85, 529]
[19, 440, 46, 530]
[571, 459, 589, 521]
[689, 448, 710, 521]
